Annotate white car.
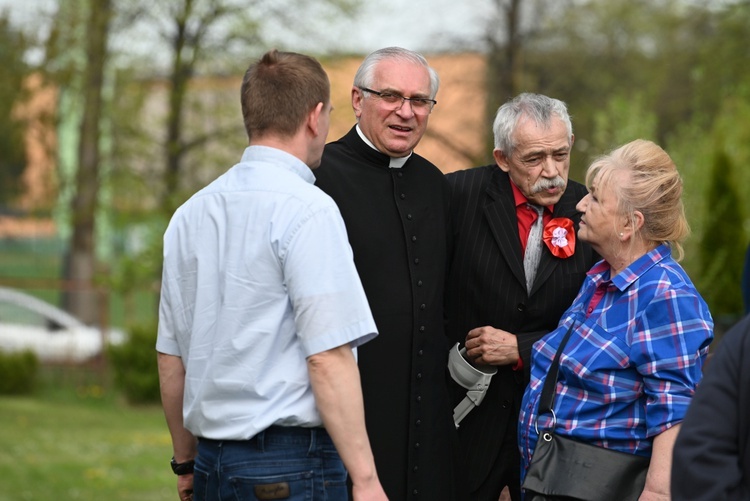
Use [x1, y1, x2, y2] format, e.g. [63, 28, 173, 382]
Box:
[0, 287, 127, 363]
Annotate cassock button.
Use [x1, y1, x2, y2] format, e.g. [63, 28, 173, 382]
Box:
[414, 442, 420, 449]
[416, 373, 422, 379]
[415, 419, 421, 426]
[417, 280, 423, 286]
[407, 214, 413, 220]
[413, 465, 419, 472]
[416, 395, 422, 402]
[413, 489, 419, 495]
[397, 172, 403, 177]
[414, 258, 420, 264]
[418, 350, 424, 356]
[412, 235, 417, 242]
[419, 326, 425, 332]
[400, 193, 406, 199]
[420, 303, 426, 310]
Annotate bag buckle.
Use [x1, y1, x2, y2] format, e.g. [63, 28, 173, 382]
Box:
[534, 409, 557, 436]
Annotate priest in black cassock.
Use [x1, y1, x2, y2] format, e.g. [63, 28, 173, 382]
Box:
[315, 47, 463, 501]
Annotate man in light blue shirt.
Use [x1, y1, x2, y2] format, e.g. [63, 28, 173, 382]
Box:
[157, 49, 387, 501]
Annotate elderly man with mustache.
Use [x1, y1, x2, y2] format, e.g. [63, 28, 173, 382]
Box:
[445, 93, 599, 501]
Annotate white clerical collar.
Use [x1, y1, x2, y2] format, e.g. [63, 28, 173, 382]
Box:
[355, 124, 412, 169]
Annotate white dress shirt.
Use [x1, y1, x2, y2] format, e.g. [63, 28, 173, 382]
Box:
[156, 145, 377, 440]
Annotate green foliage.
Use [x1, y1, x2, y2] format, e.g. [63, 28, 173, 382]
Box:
[664, 120, 711, 282]
[496, 0, 750, 326]
[0, 350, 38, 395]
[712, 95, 750, 234]
[698, 147, 746, 322]
[688, 1, 750, 129]
[585, 93, 658, 180]
[0, 14, 29, 207]
[519, 0, 750, 177]
[592, 94, 657, 152]
[108, 324, 160, 404]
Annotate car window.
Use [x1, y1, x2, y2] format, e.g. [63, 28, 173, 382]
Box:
[0, 301, 65, 331]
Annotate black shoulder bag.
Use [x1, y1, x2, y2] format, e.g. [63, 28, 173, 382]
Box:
[521, 322, 651, 501]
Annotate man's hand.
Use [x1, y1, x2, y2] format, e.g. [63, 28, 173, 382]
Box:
[177, 473, 193, 501]
[464, 326, 520, 366]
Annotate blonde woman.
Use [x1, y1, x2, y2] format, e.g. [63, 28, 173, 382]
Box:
[518, 139, 713, 500]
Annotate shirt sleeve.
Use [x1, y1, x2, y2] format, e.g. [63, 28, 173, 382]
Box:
[629, 284, 713, 436]
[281, 204, 377, 358]
[155, 241, 183, 357]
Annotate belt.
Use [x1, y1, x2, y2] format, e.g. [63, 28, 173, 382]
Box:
[199, 426, 329, 447]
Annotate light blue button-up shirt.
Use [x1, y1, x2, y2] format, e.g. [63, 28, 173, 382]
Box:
[157, 146, 377, 440]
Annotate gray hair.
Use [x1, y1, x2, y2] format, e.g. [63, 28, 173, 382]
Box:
[492, 93, 573, 154]
[353, 46, 440, 98]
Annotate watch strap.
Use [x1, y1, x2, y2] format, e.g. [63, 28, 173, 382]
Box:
[170, 457, 195, 475]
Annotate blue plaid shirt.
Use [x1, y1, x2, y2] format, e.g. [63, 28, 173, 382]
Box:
[519, 244, 713, 478]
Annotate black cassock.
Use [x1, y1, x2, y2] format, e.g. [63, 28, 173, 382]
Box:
[315, 127, 462, 500]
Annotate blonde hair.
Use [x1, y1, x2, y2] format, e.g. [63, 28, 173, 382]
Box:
[586, 139, 689, 261]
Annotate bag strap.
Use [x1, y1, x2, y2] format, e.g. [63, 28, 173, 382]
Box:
[537, 321, 576, 415]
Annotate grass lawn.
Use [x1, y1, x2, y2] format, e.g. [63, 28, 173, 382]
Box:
[0, 368, 174, 501]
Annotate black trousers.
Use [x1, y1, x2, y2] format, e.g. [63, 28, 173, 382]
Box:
[470, 416, 521, 501]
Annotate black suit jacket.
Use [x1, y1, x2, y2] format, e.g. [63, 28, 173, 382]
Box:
[672, 314, 750, 500]
[445, 164, 598, 492]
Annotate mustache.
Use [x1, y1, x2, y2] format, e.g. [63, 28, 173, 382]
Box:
[531, 176, 566, 194]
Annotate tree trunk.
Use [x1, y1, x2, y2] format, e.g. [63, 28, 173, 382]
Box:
[63, 0, 111, 324]
[485, 0, 523, 152]
[162, 0, 194, 217]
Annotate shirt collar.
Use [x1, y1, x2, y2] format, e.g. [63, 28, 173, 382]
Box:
[587, 244, 671, 291]
[240, 145, 315, 184]
[355, 124, 412, 169]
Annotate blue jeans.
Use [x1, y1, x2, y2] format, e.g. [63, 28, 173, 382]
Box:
[193, 426, 348, 501]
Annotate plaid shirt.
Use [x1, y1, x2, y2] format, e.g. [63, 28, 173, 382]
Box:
[519, 244, 713, 477]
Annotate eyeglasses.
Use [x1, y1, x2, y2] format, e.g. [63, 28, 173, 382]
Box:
[358, 87, 436, 113]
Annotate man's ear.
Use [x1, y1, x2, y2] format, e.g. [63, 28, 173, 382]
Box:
[493, 149, 511, 173]
[307, 102, 324, 137]
[351, 86, 363, 119]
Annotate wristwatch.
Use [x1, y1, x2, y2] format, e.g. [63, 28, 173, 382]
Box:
[170, 457, 195, 475]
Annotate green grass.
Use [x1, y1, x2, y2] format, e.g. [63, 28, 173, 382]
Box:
[0, 367, 174, 501]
